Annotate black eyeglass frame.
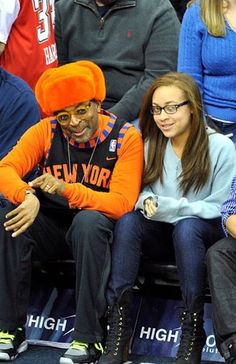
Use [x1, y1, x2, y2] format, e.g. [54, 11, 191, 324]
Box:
[150, 100, 189, 115]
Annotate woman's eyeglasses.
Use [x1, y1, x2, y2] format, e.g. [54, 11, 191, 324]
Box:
[150, 100, 189, 115]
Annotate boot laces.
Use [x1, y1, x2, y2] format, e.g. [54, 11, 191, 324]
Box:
[176, 311, 204, 360]
[104, 306, 124, 355]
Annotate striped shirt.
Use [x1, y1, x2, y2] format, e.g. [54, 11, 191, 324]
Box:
[221, 176, 236, 235]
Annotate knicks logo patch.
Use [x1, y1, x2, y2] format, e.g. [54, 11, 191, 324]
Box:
[109, 139, 117, 152]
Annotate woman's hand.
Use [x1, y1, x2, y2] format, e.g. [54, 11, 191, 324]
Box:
[144, 197, 158, 218]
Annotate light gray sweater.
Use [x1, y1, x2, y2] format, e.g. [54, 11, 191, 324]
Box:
[135, 129, 236, 224]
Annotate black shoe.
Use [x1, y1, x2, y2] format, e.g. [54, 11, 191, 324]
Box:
[225, 342, 236, 363]
[60, 341, 103, 364]
[98, 290, 133, 364]
[221, 336, 236, 363]
[0, 327, 28, 361]
[174, 311, 206, 364]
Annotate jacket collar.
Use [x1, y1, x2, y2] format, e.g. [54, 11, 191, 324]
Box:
[74, 0, 136, 8]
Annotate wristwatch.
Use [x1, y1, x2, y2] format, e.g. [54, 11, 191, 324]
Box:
[25, 189, 35, 196]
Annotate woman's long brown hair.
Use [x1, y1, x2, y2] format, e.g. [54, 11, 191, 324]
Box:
[139, 72, 211, 196]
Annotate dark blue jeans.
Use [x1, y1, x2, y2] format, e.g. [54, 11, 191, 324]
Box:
[107, 210, 224, 309]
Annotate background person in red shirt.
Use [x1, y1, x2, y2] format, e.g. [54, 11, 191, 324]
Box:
[0, 0, 58, 91]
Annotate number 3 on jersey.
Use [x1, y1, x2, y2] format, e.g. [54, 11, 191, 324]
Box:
[31, 0, 55, 43]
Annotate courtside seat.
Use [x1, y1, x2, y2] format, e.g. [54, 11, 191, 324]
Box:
[32, 259, 76, 288]
[32, 256, 211, 300]
[32, 257, 181, 294]
[138, 258, 179, 286]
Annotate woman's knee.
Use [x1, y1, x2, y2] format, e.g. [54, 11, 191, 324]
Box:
[113, 211, 143, 243]
[112, 211, 143, 255]
[173, 218, 198, 247]
[115, 211, 142, 231]
[174, 218, 197, 235]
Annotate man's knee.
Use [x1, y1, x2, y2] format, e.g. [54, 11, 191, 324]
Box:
[207, 237, 236, 267]
[0, 201, 15, 225]
[67, 210, 114, 254]
[72, 210, 111, 232]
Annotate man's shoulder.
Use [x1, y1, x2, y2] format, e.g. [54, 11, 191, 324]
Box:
[0, 68, 33, 96]
[136, 0, 176, 12]
[119, 122, 143, 149]
[55, 0, 81, 10]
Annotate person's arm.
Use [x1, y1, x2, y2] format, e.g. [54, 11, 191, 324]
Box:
[108, 3, 180, 121]
[136, 139, 236, 224]
[0, 0, 20, 52]
[177, 4, 204, 91]
[0, 120, 50, 203]
[225, 215, 236, 238]
[0, 73, 41, 159]
[54, 2, 67, 66]
[221, 176, 236, 238]
[61, 128, 144, 220]
[0, 42, 5, 56]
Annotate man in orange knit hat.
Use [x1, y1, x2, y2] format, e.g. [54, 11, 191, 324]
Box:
[0, 60, 143, 363]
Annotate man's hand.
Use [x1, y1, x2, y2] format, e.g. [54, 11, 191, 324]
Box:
[4, 193, 40, 237]
[226, 215, 236, 239]
[29, 173, 66, 195]
[144, 197, 158, 218]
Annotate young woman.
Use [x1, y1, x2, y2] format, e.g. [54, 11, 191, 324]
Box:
[98, 72, 236, 364]
[178, 0, 236, 143]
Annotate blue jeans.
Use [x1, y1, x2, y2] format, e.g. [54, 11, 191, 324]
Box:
[107, 211, 224, 308]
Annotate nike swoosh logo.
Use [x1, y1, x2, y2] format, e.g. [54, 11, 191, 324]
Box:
[106, 157, 117, 161]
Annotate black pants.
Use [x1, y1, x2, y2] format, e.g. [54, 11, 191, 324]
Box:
[0, 202, 114, 343]
[207, 237, 236, 354]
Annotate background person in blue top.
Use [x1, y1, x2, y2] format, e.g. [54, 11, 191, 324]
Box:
[55, 0, 180, 123]
[101, 72, 236, 364]
[207, 177, 236, 363]
[0, 67, 40, 161]
[178, 0, 236, 143]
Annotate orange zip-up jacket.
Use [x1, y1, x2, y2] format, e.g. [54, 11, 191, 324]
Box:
[0, 114, 144, 220]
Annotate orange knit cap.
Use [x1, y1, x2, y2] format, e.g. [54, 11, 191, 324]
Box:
[35, 60, 106, 115]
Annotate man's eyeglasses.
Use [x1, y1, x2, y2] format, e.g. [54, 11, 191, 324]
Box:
[56, 102, 92, 125]
[150, 100, 189, 115]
